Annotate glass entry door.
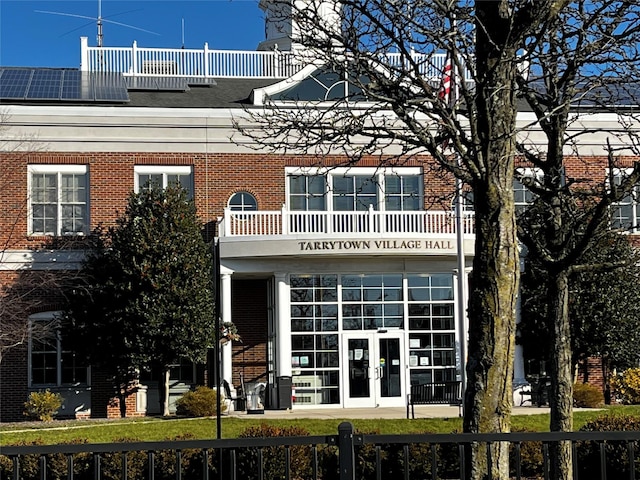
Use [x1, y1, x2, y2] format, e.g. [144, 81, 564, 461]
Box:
[342, 332, 405, 408]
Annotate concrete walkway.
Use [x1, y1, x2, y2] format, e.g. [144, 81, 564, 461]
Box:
[228, 405, 553, 420]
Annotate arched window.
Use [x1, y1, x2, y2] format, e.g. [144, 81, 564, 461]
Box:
[228, 192, 258, 212]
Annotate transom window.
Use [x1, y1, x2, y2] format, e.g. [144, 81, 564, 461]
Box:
[228, 192, 258, 211]
[341, 274, 404, 330]
[611, 169, 640, 233]
[29, 312, 88, 387]
[28, 165, 88, 236]
[134, 166, 193, 197]
[287, 168, 422, 212]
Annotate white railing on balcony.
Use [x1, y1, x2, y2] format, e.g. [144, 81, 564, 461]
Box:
[220, 206, 475, 237]
[80, 38, 301, 79]
[79, 37, 474, 81]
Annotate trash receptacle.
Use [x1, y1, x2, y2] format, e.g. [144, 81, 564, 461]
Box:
[277, 376, 292, 410]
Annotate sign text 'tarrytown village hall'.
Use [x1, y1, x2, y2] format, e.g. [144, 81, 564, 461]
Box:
[297, 239, 456, 251]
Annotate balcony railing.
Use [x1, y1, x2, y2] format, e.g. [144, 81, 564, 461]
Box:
[220, 206, 475, 237]
[79, 38, 474, 81]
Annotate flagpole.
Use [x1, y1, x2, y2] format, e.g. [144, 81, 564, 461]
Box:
[450, 15, 468, 412]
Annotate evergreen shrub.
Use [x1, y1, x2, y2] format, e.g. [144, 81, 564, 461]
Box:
[573, 382, 605, 408]
[577, 414, 640, 479]
[23, 390, 62, 421]
[236, 423, 313, 480]
[175, 386, 224, 417]
[611, 368, 640, 404]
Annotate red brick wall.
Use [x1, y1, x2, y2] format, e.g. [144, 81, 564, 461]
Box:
[0, 269, 72, 422]
[0, 343, 29, 422]
[577, 356, 606, 392]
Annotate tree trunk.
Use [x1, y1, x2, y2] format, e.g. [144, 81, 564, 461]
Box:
[462, 2, 520, 479]
[548, 270, 573, 480]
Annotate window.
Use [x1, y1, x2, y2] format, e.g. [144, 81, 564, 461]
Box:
[514, 168, 542, 215]
[290, 275, 340, 405]
[407, 274, 457, 384]
[342, 274, 404, 330]
[287, 168, 422, 212]
[333, 176, 378, 211]
[28, 165, 88, 236]
[384, 175, 421, 211]
[289, 174, 327, 211]
[611, 169, 640, 233]
[228, 192, 258, 211]
[29, 312, 88, 387]
[134, 166, 193, 197]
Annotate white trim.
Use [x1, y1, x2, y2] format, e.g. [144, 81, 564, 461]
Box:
[27, 165, 89, 237]
[133, 165, 193, 193]
[28, 311, 91, 388]
[285, 166, 424, 213]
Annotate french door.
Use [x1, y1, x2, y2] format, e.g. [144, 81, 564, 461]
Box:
[342, 332, 405, 408]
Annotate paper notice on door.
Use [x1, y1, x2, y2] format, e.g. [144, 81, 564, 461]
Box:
[354, 349, 364, 360]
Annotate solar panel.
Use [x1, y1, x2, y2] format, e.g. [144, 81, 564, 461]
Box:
[0, 68, 129, 103]
[186, 77, 217, 87]
[25, 69, 63, 99]
[0, 68, 32, 99]
[124, 76, 190, 91]
[92, 72, 129, 101]
[60, 70, 91, 100]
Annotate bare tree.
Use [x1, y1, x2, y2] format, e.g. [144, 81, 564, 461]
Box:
[0, 110, 56, 365]
[235, 1, 640, 477]
[514, 2, 640, 477]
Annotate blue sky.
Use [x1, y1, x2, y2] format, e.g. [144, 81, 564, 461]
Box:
[0, 0, 266, 68]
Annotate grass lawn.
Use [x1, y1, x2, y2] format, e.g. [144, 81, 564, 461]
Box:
[1, 405, 639, 446]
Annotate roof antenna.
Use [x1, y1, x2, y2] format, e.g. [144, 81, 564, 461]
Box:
[181, 18, 185, 49]
[36, 0, 159, 47]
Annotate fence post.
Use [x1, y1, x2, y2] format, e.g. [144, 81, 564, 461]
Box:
[338, 422, 355, 480]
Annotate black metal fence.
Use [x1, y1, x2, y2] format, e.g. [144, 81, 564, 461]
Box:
[2, 422, 639, 480]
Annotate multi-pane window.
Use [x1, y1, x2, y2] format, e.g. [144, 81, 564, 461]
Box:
[333, 176, 378, 211]
[514, 168, 542, 215]
[407, 274, 457, 384]
[287, 168, 422, 212]
[289, 175, 327, 211]
[290, 275, 340, 405]
[611, 169, 640, 233]
[341, 274, 404, 329]
[30, 312, 88, 387]
[29, 165, 88, 235]
[228, 192, 258, 211]
[134, 166, 193, 197]
[384, 175, 421, 211]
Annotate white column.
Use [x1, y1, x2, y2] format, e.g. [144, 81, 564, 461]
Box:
[80, 37, 89, 71]
[221, 272, 233, 382]
[275, 272, 292, 377]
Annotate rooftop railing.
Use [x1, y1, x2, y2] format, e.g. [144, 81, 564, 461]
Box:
[79, 37, 474, 81]
[219, 206, 475, 237]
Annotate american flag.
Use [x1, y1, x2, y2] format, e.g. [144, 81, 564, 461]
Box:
[439, 55, 454, 106]
[437, 53, 455, 149]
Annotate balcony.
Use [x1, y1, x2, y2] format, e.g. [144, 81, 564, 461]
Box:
[219, 206, 475, 237]
[79, 38, 473, 81]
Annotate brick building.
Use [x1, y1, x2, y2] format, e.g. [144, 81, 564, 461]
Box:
[1, 2, 639, 421]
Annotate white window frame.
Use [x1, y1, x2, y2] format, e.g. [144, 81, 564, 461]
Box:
[27, 164, 89, 236]
[514, 167, 543, 213]
[285, 167, 423, 212]
[28, 311, 90, 388]
[134, 166, 194, 196]
[228, 191, 258, 212]
[609, 168, 640, 233]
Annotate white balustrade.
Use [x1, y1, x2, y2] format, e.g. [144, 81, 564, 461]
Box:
[79, 38, 472, 81]
[221, 207, 474, 237]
